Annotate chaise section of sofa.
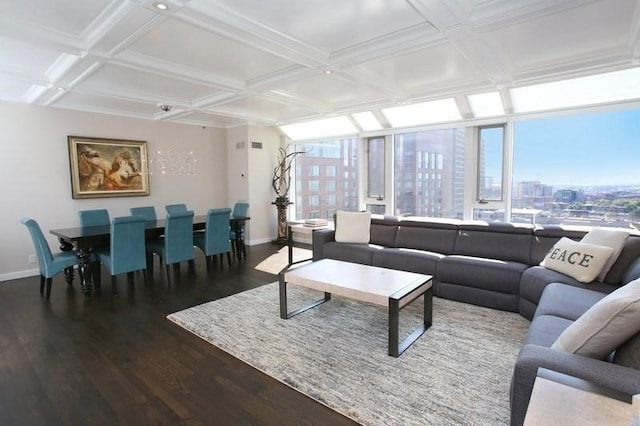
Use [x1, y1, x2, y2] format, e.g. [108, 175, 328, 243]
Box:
[510, 282, 640, 426]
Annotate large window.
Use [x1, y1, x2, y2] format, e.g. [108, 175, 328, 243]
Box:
[394, 128, 467, 218]
[367, 137, 385, 198]
[477, 126, 504, 201]
[294, 138, 358, 220]
[512, 108, 640, 228]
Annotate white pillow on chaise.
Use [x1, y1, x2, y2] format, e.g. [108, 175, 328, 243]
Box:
[580, 227, 629, 282]
[552, 278, 640, 359]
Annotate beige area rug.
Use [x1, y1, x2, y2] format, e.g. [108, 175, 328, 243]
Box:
[167, 283, 529, 425]
[254, 246, 312, 275]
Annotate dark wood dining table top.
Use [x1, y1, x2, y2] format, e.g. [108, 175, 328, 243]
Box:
[50, 215, 250, 249]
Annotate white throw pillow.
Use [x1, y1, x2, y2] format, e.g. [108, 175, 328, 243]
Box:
[334, 211, 371, 244]
[552, 278, 640, 359]
[581, 228, 629, 282]
[540, 237, 613, 283]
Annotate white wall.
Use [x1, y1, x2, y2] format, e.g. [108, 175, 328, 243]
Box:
[248, 126, 284, 244]
[1, 101, 229, 281]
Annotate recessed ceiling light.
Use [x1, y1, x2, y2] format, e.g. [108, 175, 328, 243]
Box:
[154, 2, 168, 10]
[323, 69, 333, 75]
[56, 87, 66, 92]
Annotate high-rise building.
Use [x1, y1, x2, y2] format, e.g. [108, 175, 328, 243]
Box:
[394, 129, 466, 218]
[294, 138, 358, 220]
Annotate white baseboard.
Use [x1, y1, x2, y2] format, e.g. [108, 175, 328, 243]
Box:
[247, 237, 274, 246]
[0, 268, 39, 282]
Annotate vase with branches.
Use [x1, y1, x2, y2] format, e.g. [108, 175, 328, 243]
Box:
[272, 145, 306, 242]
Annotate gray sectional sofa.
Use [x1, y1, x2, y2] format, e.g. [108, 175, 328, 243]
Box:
[311, 215, 640, 425]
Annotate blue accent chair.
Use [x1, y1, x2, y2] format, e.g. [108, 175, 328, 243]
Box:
[230, 202, 249, 257]
[194, 208, 232, 270]
[94, 215, 148, 294]
[21, 218, 81, 300]
[78, 209, 110, 227]
[129, 206, 157, 222]
[165, 204, 187, 215]
[147, 210, 195, 282]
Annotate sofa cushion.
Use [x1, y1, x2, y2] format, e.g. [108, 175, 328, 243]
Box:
[523, 314, 573, 347]
[372, 248, 443, 276]
[454, 221, 533, 263]
[530, 225, 587, 265]
[540, 237, 613, 283]
[369, 215, 399, 247]
[335, 211, 371, 244]
[519, 266, 615, 320]
[321, 241, 380, 265]
[534, 282, 607, 321]
[437, 255, 527, 294]
[552, 279, 640, 359]
[394, 218, 459, 254]
[613, 331, 640, 369]
[581, 228, 629, 282]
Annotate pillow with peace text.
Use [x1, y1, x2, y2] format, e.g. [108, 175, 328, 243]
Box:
[540, 237, 613, 283]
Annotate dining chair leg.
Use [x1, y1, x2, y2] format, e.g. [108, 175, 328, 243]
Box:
[142, 269, 148, 287]
[111, 275, 118, 295]
[45, 277, 53, 300]
[40, 275, 45, 294]
[226, 252, 232, 266]
[92, 262, 102, 291]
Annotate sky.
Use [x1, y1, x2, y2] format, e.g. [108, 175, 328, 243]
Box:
[512, 108, 640, 187]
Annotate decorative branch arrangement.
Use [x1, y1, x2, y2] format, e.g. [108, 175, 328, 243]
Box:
[272, 145, 307, 200]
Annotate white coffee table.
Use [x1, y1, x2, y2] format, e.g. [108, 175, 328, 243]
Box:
[279, 259, 433, 357]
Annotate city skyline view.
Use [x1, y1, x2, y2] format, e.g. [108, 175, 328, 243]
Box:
[513, 108, 640, 187]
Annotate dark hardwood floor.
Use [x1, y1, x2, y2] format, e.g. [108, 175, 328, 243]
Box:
[0, 243, 359, 425]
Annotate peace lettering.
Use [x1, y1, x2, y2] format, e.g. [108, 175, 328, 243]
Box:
[548, 248, 594, 267]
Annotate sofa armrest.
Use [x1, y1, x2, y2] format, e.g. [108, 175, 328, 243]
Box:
[312, 229, 335, 261]
[511, 344, 640, 426]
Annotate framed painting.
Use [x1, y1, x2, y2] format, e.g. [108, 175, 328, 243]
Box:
[67, 136, 150, 199]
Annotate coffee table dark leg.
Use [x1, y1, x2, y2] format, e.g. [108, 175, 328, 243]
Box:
[279, 278, 331, 319]
[388, 285, 433, 357]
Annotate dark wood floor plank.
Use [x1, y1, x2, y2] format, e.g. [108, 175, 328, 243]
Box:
[0, 243, 359, 425]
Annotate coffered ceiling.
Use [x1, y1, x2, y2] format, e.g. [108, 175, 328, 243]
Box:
[1, 0, 639, 130]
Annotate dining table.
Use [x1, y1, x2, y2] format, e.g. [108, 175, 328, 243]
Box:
[50, 215, 250, 297]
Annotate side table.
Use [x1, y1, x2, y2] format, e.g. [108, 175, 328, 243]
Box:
[286, 223, 332, 265]
[524, 368, 633, 425]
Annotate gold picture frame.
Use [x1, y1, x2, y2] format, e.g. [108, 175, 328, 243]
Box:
[67, 135, 150, 199]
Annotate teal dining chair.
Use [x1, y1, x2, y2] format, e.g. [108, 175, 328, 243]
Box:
[230, 202, 249, 257]
[194, 208, 232, 270]
[78, 209, 110, 227]
[21, 218, 82, 300]
[94, 215, 148, 294]
[147, 210, 195, 282]
[129, 206, 157, 222]
[165, 204, 187, 215]
[78, 208, 109, 287]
